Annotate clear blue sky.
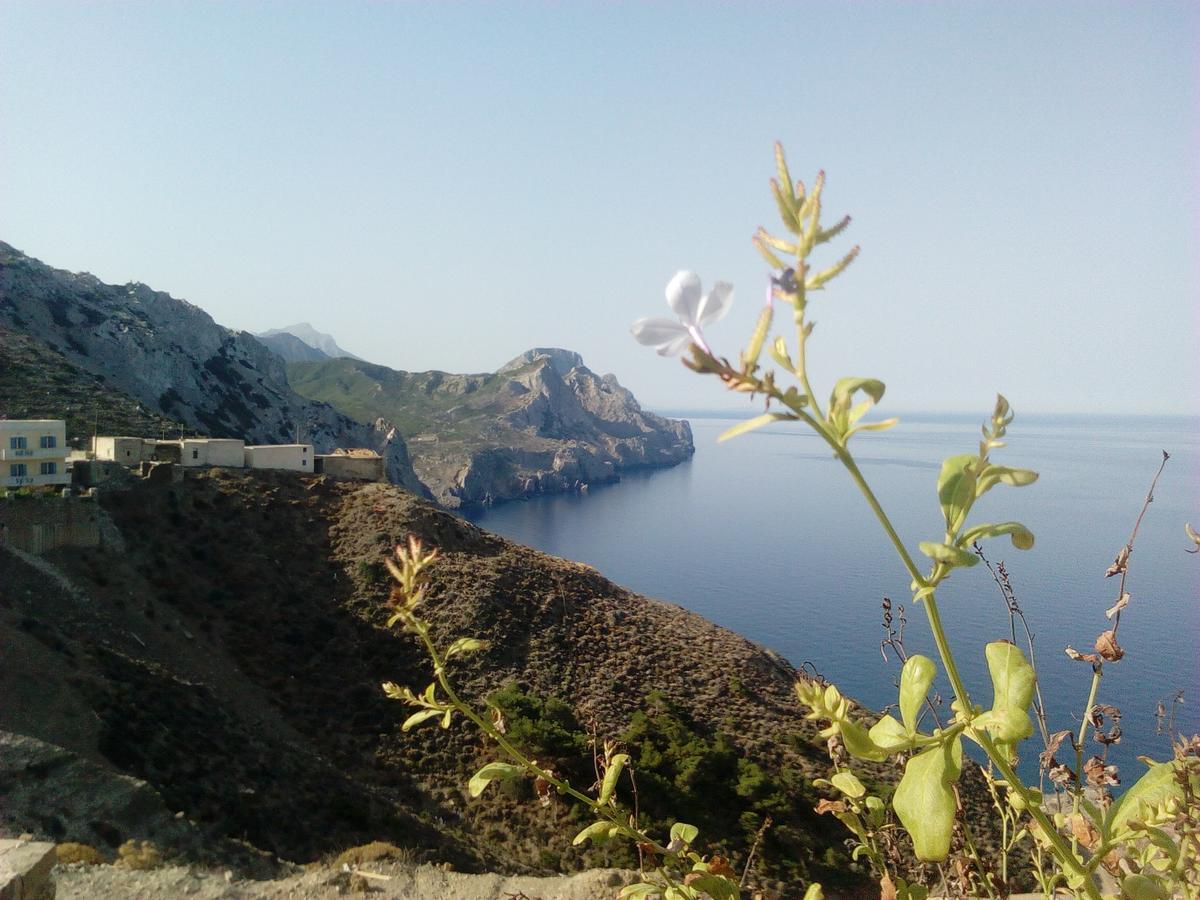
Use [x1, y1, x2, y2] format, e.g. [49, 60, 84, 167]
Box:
[2, 1, 1196, 415]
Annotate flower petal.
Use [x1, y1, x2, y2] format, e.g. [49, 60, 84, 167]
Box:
[665, 271, 703, 324]
[631, 317, 688, 346]
[656, 333, 693, 356]
[696, 281, 733, 327]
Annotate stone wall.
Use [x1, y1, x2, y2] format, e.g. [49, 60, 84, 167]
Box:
[0, 496, 101, 554]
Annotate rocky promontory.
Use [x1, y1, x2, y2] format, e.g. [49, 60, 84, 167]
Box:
[287, 347, 694, 508]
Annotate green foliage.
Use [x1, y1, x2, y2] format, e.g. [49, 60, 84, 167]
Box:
[487, 682, 589, 761]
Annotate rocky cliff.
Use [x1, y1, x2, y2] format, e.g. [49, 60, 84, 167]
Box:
[287, 348, 694, 508]
[0, 243, 427, 496]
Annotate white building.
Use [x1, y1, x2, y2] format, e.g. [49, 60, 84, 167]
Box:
[1, 419, 70, 488]
[178, 438, 245, 468]
[244, 443, 313, 472]
[93, 436, 158, 465]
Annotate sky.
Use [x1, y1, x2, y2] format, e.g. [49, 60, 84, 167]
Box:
[1, 1, 1196, 415]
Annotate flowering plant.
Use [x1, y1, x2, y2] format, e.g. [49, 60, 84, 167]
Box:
[627, 144, 1199, 899]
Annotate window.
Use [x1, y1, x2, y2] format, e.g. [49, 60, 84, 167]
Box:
[39, 435, 57, 449]
[9, 436, 27, 450]
[9, 463, 27, 477]
[40, 462, 57, 475]
[192, 449, 199, 460]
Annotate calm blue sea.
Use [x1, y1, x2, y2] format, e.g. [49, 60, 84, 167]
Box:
[466, 413, 1200, 783]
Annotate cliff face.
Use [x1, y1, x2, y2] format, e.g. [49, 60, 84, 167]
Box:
[287, 348, 694, 508]
[0, 243, 427, 496]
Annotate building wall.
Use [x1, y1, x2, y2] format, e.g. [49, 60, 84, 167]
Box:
[0, 496, 101, 554]
[316, 454, 385, 482]
[93, 436, 157, 465]
[179, 439, 245, 467]
[1, 420, 69, 488]
[244, 444, 313, 472]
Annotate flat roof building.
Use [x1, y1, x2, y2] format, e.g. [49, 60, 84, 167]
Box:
[1, 419, 69, 488]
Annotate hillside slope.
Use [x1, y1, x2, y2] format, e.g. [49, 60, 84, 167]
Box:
[287, 348, 694, 508]
[0, 325, 186, 440]
[0, 470, 866, 893]
[0, 242, 426, 496]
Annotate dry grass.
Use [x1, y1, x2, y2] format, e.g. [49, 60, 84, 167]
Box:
[331, 840, 418, 868]
[55, 842, 107, 866]
[113, 840, 164, 870]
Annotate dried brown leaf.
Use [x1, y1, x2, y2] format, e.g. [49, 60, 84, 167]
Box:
[1095, 631, 1124, 662]
[1105, 545, 1130, 578]
[1048, 763, 1076, 785]
[1069, 814, 1100, 849]
[815, 799, 846, 816]
[708, 857, 735, 878]
[1105, 592, 1131, 619]
[880, 871, 898, 900]
[1065, 646, 1100, 664]
[1040, 730, 1077, 771]
[1083, 755, 1120, 787]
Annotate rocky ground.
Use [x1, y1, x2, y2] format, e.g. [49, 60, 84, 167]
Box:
[54, 860, 634, 899]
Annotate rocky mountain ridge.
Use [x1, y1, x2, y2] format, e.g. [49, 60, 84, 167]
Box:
[0, 243, 426, 496]
[287, 348, 694, 508]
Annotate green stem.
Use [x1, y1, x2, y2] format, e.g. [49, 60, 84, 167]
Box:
[1070, 669, 1102, 854]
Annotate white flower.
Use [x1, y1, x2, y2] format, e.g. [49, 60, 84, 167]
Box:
[631, 270, 733, 356]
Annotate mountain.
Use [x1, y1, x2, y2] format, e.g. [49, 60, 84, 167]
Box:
[286, 347, 695, 508]
[0, 324, 187, 441]
[257, 322, 361, 360]
[254, 330, 330, 364]
[0, 468, 866, 889]
[0, 243, 427, 496]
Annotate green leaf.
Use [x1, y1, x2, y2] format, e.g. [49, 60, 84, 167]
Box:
[899, 655, 936, 734]
[868, 714, 914, 751]
[670, 822, 700, 846]
[767, 335, 795, 371]
[976, 464, 1038, 496]
[844, 417, 899, 441]
[1120, 874, 1170, 900]
[830, 771, 867, 799]
[685, 873, 739, 900]
[444, 637, 489, 660]
[572, 820, 618, 846]
[839, 718, 889, 762]
[598, 753, 630, 805]
[830, 377, 886, 410]
[976, 641, 1035, 756]
[892, 736, 963, 862]
[802, 886, 825, 900]
[401, 708, 444, 732]
[1106, 759, 1190, 838]
[918, 541, 979, 569]
[468, 761, 525, 798]
[936, 454, 978, 532]
[717, 412, 794, 443]
[959, 521, 1035, 551]
[618, 883, 660, 899]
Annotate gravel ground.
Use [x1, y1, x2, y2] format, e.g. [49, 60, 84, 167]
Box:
[55, 861, 635, 899]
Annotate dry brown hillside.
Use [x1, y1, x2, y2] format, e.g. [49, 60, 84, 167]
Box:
[0, 470, 880, 894]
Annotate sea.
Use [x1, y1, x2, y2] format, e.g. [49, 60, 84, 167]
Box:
[465, 412, 1200, 784]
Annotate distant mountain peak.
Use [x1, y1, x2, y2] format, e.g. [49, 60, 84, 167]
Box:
[498, 347, 585, 376]
[257, 323, 362, 361]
